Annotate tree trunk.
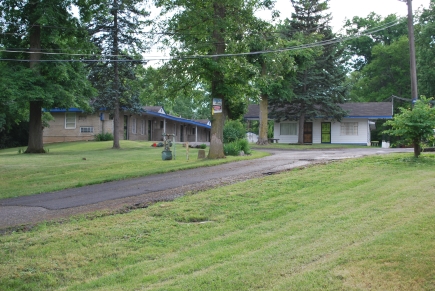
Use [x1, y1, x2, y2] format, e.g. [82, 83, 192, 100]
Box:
[298, 112, 305, 144]
[413, 138, 421, 158]
[112, 0, 121, 149]
[298, 70, 308, 145]
[257, 62, 269, 145]
[113, 99, 121, 149]
[208, 2, 226, 159]
[25, 22, 45, 154]
[26, 101, 45, 153]
[208, 100, 225, 158]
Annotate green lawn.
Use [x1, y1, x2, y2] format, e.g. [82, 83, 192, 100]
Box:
[1, 154, 434, 290]
[0, 141, 268, 199]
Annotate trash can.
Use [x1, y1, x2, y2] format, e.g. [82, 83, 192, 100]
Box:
[162, 150, 172, 160]
[382, 141, 390, 148]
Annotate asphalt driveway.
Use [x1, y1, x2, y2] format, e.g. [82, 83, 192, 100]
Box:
[0, 147, 412, 230]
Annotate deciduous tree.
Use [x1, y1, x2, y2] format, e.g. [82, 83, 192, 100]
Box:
[155, 0, 275, 158]
[343, 13, 407, 71]
[349, 36, 411, 102]
[384, 97, 435, 158]
[417, 0, 435, 97]
[246, 20, 297, 145]
[0, 0, 95, 153]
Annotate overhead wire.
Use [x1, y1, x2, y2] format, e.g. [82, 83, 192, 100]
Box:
[0, 19, 402, 63]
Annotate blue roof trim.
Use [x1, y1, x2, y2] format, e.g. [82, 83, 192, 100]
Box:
[45, 107, 211, 129]
[346, 116, 392, 119]
[144, 110, 211, 129]
[45, 108, 84, 113]
[314, 115, 392, 119]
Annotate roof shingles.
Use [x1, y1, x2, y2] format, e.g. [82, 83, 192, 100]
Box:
[244, 102, 393, 120]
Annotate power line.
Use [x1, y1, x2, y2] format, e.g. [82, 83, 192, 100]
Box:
[0, 19, 402, 63]
[0, 58, 148, 63]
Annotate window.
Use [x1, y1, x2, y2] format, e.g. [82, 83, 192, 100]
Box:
[192, 128, 196, 135]
[341, 122, 358, 135]
[280, 123, 297, 135]
[141, 120, 145, 135]
[80, 127, 94, 133]
[65, 113, 76, 129]
[131, 117, 137, 134]
[160, 120, 164, 129]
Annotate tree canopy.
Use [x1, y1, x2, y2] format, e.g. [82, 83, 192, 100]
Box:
[85, 0, 151, 149]
[0, 0, 95, 152]
[269, 0, 348, 144]
[155, 0, 276, 158]
[3, 0, 435, 151]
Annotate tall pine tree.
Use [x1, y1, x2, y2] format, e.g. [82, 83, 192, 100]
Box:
[85, 0, 150, 149]
[269, 0, 347, 144]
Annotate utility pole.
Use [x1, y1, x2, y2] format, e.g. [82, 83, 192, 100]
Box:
[401, 0, 418, 103]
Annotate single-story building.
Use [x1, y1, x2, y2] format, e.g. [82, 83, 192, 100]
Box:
[43, 106, 211, 144]
[244, 102, 393, 145]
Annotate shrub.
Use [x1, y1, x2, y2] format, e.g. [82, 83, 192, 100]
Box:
[237, 139, 251, 155]
[94, 132, 114, 141]
[199, 144, 207, 149]
[223, 120, 246, 143]
[224, 141, 241, 156]
[224, 139, 251, 156]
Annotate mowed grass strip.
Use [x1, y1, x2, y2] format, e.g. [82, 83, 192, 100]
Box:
[0, 141, 268, 199]
[1, 154, 435, 290]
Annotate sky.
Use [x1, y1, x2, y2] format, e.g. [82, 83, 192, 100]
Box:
[263, 0, 431, 31]
[144, 0, 431, 63]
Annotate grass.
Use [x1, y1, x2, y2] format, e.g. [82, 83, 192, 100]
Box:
[1, 154, 435, 290]
[0, 141, 268, 199]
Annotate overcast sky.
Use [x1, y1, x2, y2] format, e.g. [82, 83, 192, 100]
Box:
[264, 0, 430, 31]
[145, 0, 431, 62]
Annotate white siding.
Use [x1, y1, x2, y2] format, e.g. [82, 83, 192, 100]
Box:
[330, 118, 369, 144]
[274, 121, 298, 143]
[274, 118, 371, 145]
[312, 122, 322, 144]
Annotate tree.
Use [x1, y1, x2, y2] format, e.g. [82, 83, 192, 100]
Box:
[343, 13, 407, 71]
[349, 36, 411, 102]
[342, 13, 412, 102]
[85, 0, 150, 149]
[417, 0, 435, 97]
[245, 20, 297, 145]
[0, 63, 28, 134]
[156, 0, 274, 158]
[0, 0, 95, 153]
[269, 0, 347, 144]
[140, 66, 211, 119]
[384, 97, 435, 158]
